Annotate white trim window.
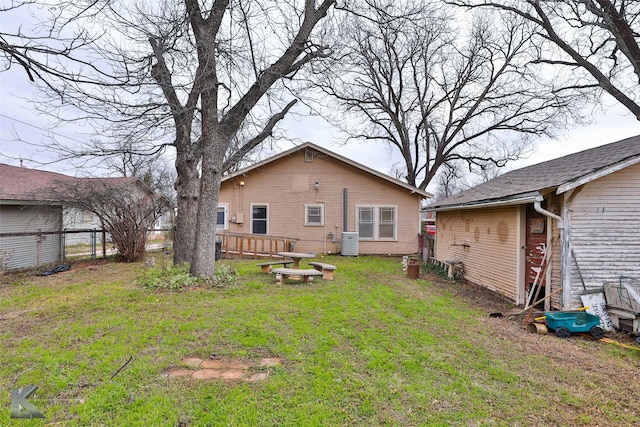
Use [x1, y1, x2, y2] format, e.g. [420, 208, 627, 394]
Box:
[304, 204, 324, 226]
[216, 204, 228, 230]
[251, 204, 268, 235]
[356, 205, 397, 240]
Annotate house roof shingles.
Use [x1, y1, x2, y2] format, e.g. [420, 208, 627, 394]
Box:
[430, 135, 640, 210]
[0, 163, 76, 202]
[0, 163, 139, 202]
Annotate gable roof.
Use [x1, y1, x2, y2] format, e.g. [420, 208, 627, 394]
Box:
[222, 142, 433, 198]
[429, 135, 640, 211]
[0, 163, 140, 203]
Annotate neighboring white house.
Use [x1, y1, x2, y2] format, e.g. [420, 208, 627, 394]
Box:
[0, 163, 172, 270]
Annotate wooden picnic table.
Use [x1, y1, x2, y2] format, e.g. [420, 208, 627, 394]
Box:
[277, 251, 315, 268]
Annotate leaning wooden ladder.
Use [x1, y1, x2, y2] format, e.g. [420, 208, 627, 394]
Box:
[522, 238, 557, 324]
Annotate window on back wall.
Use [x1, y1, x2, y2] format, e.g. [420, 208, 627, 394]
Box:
[357, 206, 374, 239]
[378, 207, 395, 239]
[305, 204, 324, 226]
[356, 205, 397, 240]
[251, 204, 268, 235]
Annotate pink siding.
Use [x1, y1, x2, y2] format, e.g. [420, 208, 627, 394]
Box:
[218, 149, 423, 255]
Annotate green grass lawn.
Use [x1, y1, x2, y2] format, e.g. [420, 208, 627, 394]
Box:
[1, 256, 638, 426]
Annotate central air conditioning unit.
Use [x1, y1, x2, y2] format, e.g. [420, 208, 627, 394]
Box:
[341, 232, 359, 256]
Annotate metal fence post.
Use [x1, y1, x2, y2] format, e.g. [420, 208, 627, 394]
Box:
[91, 229, 97, 259]
[61, 231, 66, 261]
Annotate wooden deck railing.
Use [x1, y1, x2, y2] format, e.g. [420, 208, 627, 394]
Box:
[216, 231, 299, 259]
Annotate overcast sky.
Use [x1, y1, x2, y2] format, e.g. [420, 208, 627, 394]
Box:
[280, 97, 640, 193]
[2, 61, 639, 193]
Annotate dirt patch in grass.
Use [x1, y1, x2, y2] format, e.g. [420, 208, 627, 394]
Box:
[0, 259, 140, 347]
[419, 271, 516, 314]
[165, 357, 284, 383]
[1, 258, 136, 289]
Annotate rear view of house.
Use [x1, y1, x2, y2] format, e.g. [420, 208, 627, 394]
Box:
[218, 142, 431, 256]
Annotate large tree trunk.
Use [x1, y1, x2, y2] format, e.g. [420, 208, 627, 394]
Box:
[182, 0, 335, 277]
[190, 137, 226, 277]
[187, 7, 223, 276]
[173, 149, 200, 265]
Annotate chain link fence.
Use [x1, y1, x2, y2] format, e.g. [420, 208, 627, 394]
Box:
[0, 229, 172, 271]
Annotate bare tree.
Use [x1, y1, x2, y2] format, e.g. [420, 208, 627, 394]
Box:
[21, 1, 336, 276]
[46, 177, 170, 262]
[431, 160, 503, 201]
[432, 162, 467, 200]
[449, 0, 640, 120]
[317, 0, 585, 191]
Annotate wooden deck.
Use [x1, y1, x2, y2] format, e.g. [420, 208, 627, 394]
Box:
[216, 231, 299, 259]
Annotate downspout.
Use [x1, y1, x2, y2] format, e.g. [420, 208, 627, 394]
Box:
[534, 194, 566, 310]
[534, 194, 563, 229]
[343, 188, 348, 232]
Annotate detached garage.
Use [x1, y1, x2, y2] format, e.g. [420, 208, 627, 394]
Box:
[427, 136, 640, 312]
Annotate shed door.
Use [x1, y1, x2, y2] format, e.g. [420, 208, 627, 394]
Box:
[525, 205, 547, 294]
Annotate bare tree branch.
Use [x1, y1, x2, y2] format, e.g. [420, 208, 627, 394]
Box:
[0, 1, 136, 91]
[449, 0, 640, 120]
[317, 0, 583, 190]
[16, 1, 337, 276]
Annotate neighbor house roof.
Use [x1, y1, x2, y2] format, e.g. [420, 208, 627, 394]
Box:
[222, 142, 433, 198]
[428, 135, 640, 211]
[0, 163, 139, 203]
[0, 163, 74, 202]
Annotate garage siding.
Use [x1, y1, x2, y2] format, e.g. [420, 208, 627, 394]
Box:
[436, 206, 520, 300]
[0, 205, 63, 269]
[569, 162, 640, 295]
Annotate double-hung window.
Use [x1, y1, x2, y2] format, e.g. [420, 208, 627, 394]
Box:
[251, 204, 268, 235]
[305, 204, 324, 226]
[356, 205, 397, 240]
[378, 207, 395, 239]
[357, 207, 375, 239]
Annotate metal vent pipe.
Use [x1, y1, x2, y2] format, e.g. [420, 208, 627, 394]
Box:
[343, 188, 348, 232]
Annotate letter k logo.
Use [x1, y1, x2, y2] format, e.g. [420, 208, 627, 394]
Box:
[10, 385, 45, 419]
